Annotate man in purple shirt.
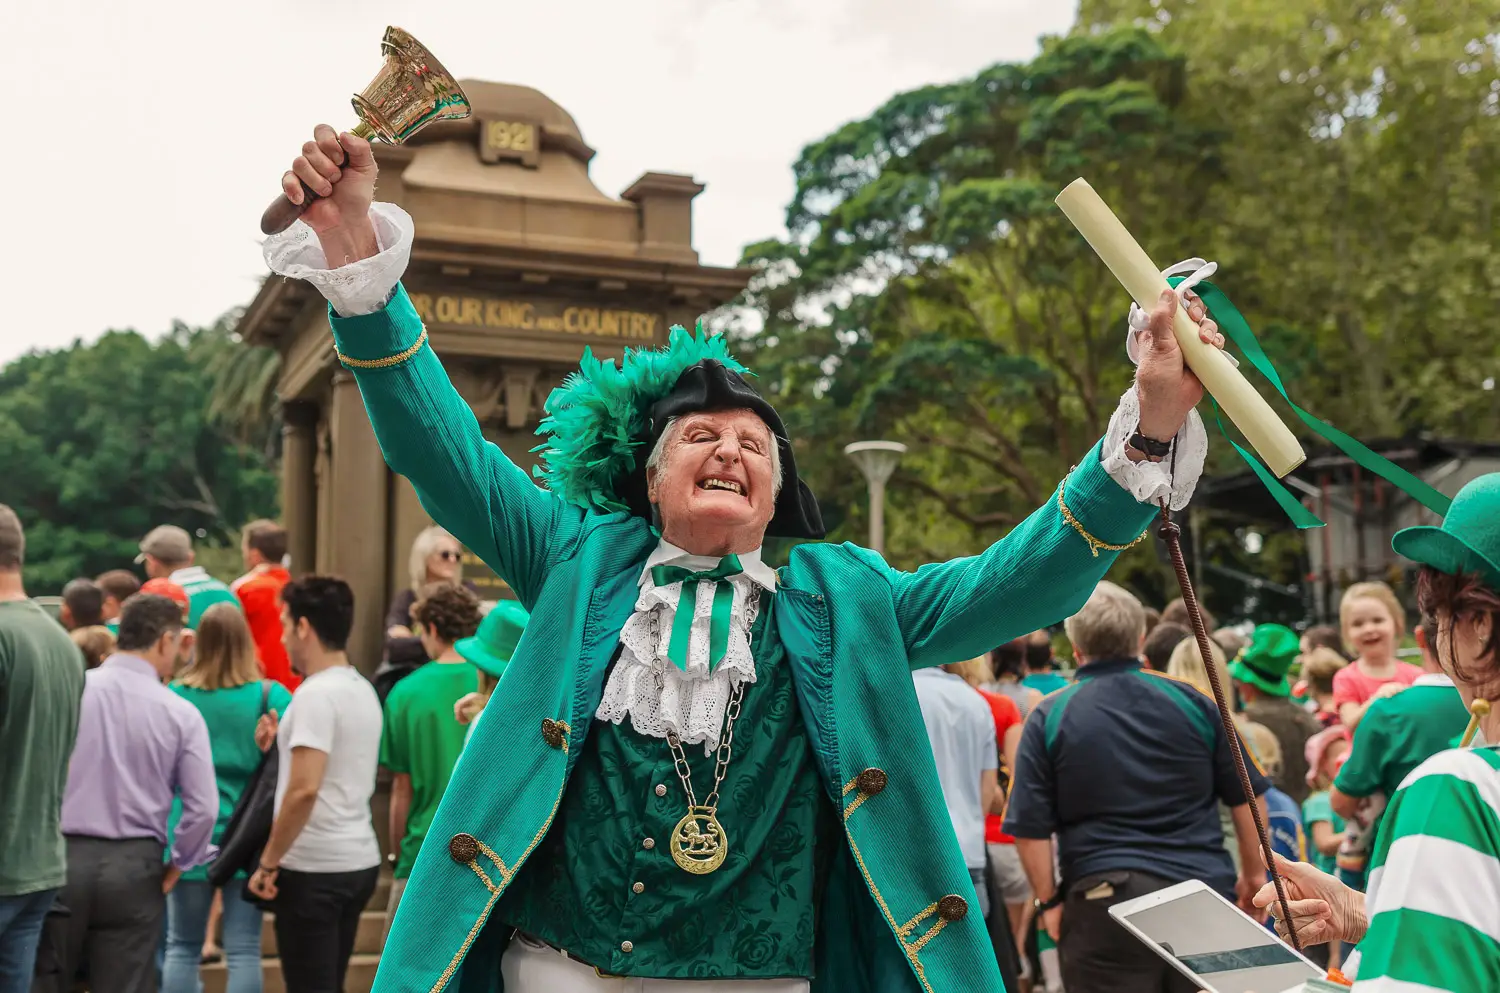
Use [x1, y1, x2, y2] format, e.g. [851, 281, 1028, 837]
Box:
[34, 594, 217, 993]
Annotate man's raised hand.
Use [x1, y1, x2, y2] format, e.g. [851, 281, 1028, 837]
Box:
[279, 124, 380, 265]
[1133, 286, 1226, 443]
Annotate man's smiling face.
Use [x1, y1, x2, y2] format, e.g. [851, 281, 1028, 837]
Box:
[647, 409, 780, 555]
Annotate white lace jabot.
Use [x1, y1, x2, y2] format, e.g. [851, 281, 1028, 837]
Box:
[595, 542, 776, 753]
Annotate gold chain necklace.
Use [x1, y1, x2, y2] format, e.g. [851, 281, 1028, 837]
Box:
[665, 680, 745, 874]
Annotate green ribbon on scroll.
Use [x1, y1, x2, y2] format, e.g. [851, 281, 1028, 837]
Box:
[1169, 276, 1452, 529]
[650, 555, 744, 672]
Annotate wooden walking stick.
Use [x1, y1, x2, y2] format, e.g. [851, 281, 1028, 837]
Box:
[1156, 500, 1303, 951]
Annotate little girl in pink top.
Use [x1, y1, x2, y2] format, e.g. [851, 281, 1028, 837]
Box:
[1331, 581, 1422, 729]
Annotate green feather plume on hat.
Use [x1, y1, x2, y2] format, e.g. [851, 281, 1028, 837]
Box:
[530, 322, 748, 514]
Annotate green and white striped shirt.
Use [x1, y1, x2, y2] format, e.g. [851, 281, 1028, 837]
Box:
[1350, 745, 1500, 992]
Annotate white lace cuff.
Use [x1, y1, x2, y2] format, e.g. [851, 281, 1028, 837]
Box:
[262, 202, 414, 317]
[1101, 387, 1206, 512]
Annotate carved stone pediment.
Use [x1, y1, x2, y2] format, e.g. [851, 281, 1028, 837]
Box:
[447, 361, 505, 426]
[449, 361, 554, 429]
[502, 367, 540, 430]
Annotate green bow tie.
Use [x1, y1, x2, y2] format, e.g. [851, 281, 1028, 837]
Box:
[650, 554, 743, 673]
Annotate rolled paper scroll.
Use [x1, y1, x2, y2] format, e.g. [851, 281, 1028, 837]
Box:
[1055, 178, 1306, 478]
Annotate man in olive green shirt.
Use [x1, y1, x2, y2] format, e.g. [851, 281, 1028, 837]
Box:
[0, 505, 85, 991]
[379, 583, 482, 939]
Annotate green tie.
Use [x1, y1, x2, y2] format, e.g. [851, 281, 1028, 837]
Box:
[650, 554, 743, 673]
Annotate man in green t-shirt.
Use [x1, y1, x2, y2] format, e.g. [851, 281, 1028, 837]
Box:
[379, 582, 482, 940]
[136, 524, 239, 629]
[1331, 621, 1469, 843]
[0, 505, 85, 989]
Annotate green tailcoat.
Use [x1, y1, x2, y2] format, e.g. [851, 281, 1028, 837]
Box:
[334, 286, 1157, 993]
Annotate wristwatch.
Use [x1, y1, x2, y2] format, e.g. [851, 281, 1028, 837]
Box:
[1126, 429, 1173, 463]
[1034, 892, 1063, 913]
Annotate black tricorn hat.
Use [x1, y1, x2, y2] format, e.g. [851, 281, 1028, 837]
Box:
[618, 360, 823, 539]
[532, 327, 824, 539]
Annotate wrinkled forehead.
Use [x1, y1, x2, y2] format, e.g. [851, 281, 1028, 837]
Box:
[671, 408, 773, 442]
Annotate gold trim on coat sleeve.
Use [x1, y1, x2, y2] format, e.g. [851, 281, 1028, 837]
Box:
[1057, 466, 1150, 557]
[336, 327, 429, 369]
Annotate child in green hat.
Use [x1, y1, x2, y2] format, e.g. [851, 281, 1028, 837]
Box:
[453, 600, 530, 741]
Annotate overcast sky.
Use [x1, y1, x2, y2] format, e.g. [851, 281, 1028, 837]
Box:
[4, 0, 1075, 365]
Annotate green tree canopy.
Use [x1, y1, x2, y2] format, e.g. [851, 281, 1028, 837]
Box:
[735, 7, 1500, 620]
[735, 27, 1223, 599]
[1078, 0, 1500, 437]
[0, 323, 280, 593]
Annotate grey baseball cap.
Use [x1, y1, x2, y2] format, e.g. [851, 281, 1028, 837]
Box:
[136, 525, 192, 564]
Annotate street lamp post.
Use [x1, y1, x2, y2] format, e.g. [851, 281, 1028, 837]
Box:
[844, 440, 907, 556]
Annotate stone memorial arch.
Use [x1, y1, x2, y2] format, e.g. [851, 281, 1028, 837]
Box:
[238, 81, 750, 670]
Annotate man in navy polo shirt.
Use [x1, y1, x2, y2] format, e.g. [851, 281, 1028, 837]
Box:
[1004, 582, 1270, 993]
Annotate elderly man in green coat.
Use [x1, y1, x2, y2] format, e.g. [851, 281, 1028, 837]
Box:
[263, 126, 1227, 993]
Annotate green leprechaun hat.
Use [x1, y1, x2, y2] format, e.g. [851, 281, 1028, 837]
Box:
[1230, 623, 1300, 697]
[1392, 473, 1500, 593]
[455, 599, 530, 679]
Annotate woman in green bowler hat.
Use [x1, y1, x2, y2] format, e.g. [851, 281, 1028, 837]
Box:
[1256, 473, 1500, 992]
[454, 600, 529, 740]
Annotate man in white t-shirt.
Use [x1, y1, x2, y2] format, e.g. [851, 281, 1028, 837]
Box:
[249, 576, 382, 993]
[913, 664, 1000, 920]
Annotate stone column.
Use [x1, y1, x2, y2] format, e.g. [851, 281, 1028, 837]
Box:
[328, 371, 390, 674]
[280, 401, 319, 576]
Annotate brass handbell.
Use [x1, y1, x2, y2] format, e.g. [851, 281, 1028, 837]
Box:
[260, 27, 471, 235]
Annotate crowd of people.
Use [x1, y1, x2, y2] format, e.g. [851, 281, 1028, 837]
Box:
[911, 513, 1494, 992]
[5, 120, 1499, 993]
[0, 507, 529, 993]
[5, 491, 1497, 993]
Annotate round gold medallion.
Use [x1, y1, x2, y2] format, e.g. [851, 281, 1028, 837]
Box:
[669, 807, 728, 874]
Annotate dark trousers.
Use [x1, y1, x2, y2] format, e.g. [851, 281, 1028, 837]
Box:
[1059, 870, 1201, 993]
[271, 866, 378, 993]
[32, 837, 165, 993]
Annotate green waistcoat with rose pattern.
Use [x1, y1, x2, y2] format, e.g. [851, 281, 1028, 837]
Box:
[498, 600, 838, 977]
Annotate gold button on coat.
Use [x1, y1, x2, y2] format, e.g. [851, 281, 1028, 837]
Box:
[654, 784, 667, 797]
[856, 768, 889, 795]
[448, 833, 478, 864]
[938, 894, 969, 921]
[632, 882, 645, 894]
[541, 718, 566, 749]
[643, 838, 656, 850]
[621, 941, 634, 954]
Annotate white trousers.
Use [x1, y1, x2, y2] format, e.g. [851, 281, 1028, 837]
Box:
[500, 934, 811, 992]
